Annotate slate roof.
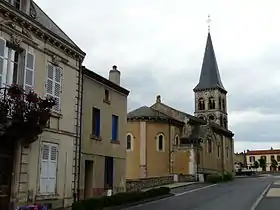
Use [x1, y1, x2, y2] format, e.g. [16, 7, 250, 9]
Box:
[32, 2, 83, 52]
[127, 106, 183, 125]
[194, 32, 226, 92]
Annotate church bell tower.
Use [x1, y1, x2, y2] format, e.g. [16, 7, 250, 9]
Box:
[193, 18, 228, 129]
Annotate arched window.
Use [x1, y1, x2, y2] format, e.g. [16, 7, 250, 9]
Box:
[224, 118, 227, 128]
[174, 135, 179, 146]
[222, 99, 225, 110]
[219, 116, 223, 126]
[208, 138, 212, 153]
[219, 97, 222, 109]
[208, 97, 215, 109]
[198, 98, 205, 110]
[157, 133, 165, 152]
[126, 133, 133, 151]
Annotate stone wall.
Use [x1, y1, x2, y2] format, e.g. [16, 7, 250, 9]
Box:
[126, 175, 173, 192]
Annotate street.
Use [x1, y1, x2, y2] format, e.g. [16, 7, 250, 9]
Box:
[124, 175, 279, 210]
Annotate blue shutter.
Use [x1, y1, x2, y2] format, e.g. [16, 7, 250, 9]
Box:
[95, 109, 100, 136]
[112, 115, 118, 141]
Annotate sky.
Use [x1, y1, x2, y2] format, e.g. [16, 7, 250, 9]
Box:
[35, 0, 280, 152]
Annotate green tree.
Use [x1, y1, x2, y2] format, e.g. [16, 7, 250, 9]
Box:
[258, 158, 267, 171]
[253, 161, 259, 170]
[271, 159, 278, 171]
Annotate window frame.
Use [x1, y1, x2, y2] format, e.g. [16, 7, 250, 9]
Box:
[111, 115, 119, 141]
[156, 133, 165, 152]
[91, 107, 101, 137]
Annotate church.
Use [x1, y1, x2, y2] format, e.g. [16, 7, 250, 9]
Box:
[126, 31, 234, 179]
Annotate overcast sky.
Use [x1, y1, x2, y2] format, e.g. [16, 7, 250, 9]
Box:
[35, 0, 280, 152]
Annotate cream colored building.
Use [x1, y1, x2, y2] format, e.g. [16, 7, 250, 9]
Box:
[80, 66, 130, 199]
[246, 148, 280, 171]
[0, 1, 85, 209]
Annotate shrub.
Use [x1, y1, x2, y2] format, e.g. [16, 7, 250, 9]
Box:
[223, 173, 234, 181]
[206, 174, 223, 183]
[72, 187, 171, 210]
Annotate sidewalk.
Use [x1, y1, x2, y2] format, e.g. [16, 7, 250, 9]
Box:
[142, 182, 196, 191]
[256, 180, 280, 210]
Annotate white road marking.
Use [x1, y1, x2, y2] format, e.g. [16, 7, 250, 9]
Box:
[249, 183, 272, 210]
[123, 184, 217, 209]
[174, 184, 217, 197]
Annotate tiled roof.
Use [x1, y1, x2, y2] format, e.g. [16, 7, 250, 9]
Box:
[246, 149, 280, 155]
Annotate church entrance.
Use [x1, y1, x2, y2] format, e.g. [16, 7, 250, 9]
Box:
[0, 140, 14, 210]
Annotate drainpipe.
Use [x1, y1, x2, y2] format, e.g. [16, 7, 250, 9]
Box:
[168, 120, 171, 174]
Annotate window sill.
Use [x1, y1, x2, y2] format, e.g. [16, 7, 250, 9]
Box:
[35, 194, 59, 200]
[111, 140, 120, 144]
[103, 99, 111, 105]
[90, 135, 102, 141]
[50, 111, 62, 119]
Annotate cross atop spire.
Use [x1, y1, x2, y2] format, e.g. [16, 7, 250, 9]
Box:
[207, 14, 211, 33]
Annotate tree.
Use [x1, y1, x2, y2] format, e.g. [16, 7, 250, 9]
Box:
[253, 161, 259, 170]
[258, 158, 267, 171]
[0, 84, 56, 146]
[271, 159, 278, 171]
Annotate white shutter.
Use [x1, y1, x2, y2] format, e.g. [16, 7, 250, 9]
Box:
[0, 38, 8, 88]
[24, 50, 35, 93]
[40, 144, 49, 194]
[48, 145, 58, 193]
[46, 63, 62, 112]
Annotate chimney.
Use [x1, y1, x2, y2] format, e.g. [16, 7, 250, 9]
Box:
[156, 95, 161, 103]
[109, 65, 120, 85]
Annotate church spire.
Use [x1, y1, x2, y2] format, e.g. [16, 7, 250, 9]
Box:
[193, 31, 226, 93]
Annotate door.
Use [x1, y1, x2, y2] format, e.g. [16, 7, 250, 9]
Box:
[0, 149, 13, 210]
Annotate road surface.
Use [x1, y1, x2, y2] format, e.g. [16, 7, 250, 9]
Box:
[124, 175, 278, 210]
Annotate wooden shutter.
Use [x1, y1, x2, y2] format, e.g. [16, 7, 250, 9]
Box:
[46, 63, 54, 97]
[53, 67, 62, 111]
[40, 144, 49, 193]
[48, 145, 58, 193]
[96, 109, 100, 136]
[24, 50, 35, 92]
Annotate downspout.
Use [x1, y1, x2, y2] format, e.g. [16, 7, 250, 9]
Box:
[77, 62, 84, 201]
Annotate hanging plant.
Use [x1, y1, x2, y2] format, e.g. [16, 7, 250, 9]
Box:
[0, 84, 56, 145]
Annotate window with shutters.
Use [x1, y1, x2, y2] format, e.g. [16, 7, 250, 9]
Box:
[46, 63, 62, 112]
[91, 107, 100, 137]
[40, 142, 58, 194]
[111, 115, 119, 141]
[0, 38, 26, 88]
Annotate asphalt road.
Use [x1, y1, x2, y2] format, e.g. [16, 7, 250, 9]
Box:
[124, 176, 276, 210]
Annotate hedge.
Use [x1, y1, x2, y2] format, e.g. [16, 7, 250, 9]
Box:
[72, 187, 171, 210]
[206, 172, 234, 183]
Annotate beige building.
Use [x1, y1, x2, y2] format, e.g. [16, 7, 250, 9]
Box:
[246, 148, 280, 171]
[80, 66, 130, 199]
[0, 1, 85, 209]
[126, 31, 234, 179]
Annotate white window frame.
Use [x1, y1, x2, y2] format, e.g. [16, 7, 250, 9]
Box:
[0, 37, 7, 88]
[126, 133, 133, 152]
[156, 133, 165, 152]
[39, 142, 58, 195]
[45, 62, 63, 113]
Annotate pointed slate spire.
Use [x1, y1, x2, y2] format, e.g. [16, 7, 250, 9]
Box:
[194, 32, 226, 93]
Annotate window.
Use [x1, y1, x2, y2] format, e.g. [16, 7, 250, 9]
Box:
[217, 145, 220, 157]
[219, 97, 222, 109]
[0, 39, 23, 88]
[277, 155, 280, 162]
[46, 63, 62, 112]
[249, 156, 255, 162]
[104, 156, 114, 188]
[175, 135, 179, 146]
[271, 155, 275, 161]
[219, 116, 223, 126]
[24, 51, 35, 93]
[209, 115, 215, 121]
[157, 134, 164, 151]
[208, 97, 215, 109]
[13, 0, 21, 9]
[223, 118, 227, 128]
[104, 89, 110, 102]
[198, 98, 205, 110]
[126, 133, 133, 151]
[261, 156, 266, 161]
[208, 138, 212, 153]
[226, 147, 229, 158]
[40, 142, 58, 194]
[92, 107, 100, 137]
[111, 115, 119, 141]
[222, 99, 225, 110]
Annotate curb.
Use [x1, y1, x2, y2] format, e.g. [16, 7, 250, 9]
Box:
[169, 182, 198, 190]
[104, 194, 174, 210]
